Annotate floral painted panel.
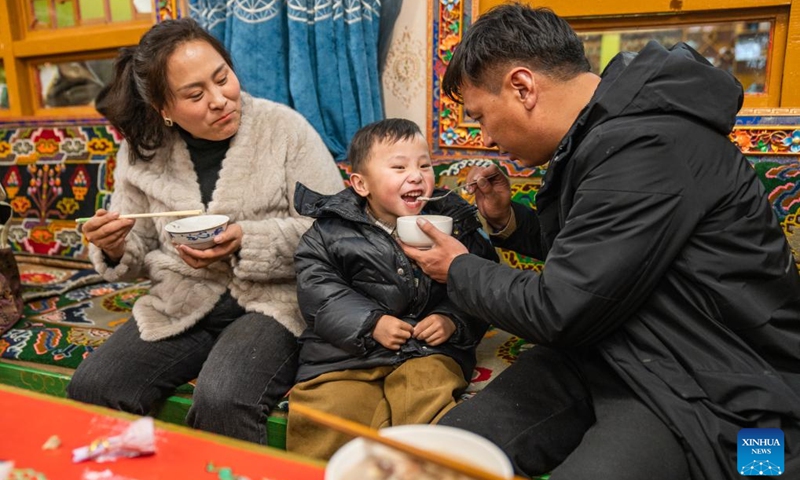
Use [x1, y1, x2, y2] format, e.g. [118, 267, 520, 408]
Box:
[0, 119, 120, 259]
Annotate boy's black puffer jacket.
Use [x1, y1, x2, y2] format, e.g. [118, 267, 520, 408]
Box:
[293, 183, 498, 383]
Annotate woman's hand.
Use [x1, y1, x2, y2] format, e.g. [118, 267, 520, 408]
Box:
[465, 165, 513, 230]
[175, 223, 243, 269]
[81, 209, 135, 262]
[413, 313, 456, 346]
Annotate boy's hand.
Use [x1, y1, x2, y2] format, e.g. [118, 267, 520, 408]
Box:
[413, 314, 456, 346]
[372, 315, 414, 350]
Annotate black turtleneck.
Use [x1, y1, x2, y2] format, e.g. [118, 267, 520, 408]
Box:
[177, 126, 232, 206]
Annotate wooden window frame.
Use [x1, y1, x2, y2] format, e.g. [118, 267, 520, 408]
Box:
[0, 0, 152, 118]
[567, 7, 788, 108]
[25, 0, 152, 31]
[430, 0, 800, 157]
[27, 49, 118, 117]
[479, 0, 800, 107]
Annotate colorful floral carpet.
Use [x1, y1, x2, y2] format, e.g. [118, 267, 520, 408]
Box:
[0, 257, 149, 369]
[464, 326, 534, 399]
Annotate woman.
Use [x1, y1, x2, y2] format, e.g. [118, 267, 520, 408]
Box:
[67, 18, 343, 445]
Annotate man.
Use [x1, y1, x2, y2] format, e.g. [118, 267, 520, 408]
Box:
[402, 4, 800, 480]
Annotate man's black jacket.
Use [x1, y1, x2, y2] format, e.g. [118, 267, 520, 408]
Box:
[447, 42, 800, 479]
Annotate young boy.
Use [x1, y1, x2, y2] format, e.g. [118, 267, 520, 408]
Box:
[287, 118, 498, 460]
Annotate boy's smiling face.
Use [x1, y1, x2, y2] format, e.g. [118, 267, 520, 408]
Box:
[351, 133, 435, 225]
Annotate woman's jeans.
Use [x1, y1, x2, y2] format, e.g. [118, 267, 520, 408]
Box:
[67, 292, 299, 445]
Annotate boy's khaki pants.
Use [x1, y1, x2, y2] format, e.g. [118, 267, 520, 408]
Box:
[286, 354, 468, 460]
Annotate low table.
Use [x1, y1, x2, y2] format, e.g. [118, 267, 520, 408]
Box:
[0, 384, 324, 480]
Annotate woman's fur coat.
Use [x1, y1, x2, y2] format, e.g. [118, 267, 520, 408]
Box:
[89, 94, 343, 341]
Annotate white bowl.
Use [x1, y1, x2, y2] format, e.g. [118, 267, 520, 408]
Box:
[396, 215, 453, 248]
[164, 214, 229, 250]
[325, 424, 514, 480]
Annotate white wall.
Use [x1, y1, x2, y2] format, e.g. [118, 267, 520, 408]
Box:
[381, 0, 429, 137]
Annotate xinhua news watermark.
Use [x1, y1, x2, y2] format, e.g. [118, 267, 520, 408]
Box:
[738, 428, 784, 476]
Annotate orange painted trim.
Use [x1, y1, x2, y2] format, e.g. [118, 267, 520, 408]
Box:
[766, 10, 789, 107]
[781, 2, 800, 105]
[476, 1, 792, 108]
[479, 0, 792, 16]
[0, 0, 24, 116]
[14, 21, 151, 57]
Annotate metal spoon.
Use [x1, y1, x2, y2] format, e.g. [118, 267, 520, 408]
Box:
[418, 171, 501, 202]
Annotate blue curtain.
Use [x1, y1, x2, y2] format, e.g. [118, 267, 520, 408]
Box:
[188, 0, 387, 160]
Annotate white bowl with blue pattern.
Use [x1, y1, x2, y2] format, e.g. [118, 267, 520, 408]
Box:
[164, 214, 229, 250]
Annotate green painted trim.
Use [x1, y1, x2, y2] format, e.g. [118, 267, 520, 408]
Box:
[268, 414, 288, 450]
[152, 393, 193, 425]
[0, 362, 71, 396]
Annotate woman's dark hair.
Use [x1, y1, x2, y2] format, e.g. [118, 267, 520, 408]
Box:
[347, 118, 423, 173]
[95, 18, 234, 162]
[442, 3, 590, 102]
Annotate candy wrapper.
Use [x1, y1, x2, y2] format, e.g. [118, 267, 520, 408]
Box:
[42, 434, 61, 450]
[73, 417, 156, 463]
[82, 469, 139, 480]
[0, 461, 13, 480]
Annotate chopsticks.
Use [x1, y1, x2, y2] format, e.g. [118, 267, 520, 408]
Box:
[290, 403, 524, 480]
[75, 210, 203, 223]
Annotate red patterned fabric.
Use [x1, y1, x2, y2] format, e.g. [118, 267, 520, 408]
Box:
[0, 119, 120, 260]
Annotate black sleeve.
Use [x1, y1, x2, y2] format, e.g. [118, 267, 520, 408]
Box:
[492, 201, 545, 260]
[446, 131, 696, 347]
[427, 206, 497, 347]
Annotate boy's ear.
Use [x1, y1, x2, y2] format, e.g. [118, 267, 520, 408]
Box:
[350, 172, 370, 198]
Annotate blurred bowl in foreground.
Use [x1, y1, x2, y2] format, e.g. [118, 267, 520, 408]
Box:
[325, 424, 513, 480]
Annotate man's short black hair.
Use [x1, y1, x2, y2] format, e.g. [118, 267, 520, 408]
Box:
[348, 118, 423, 173]
[442, 3, 590, 102]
